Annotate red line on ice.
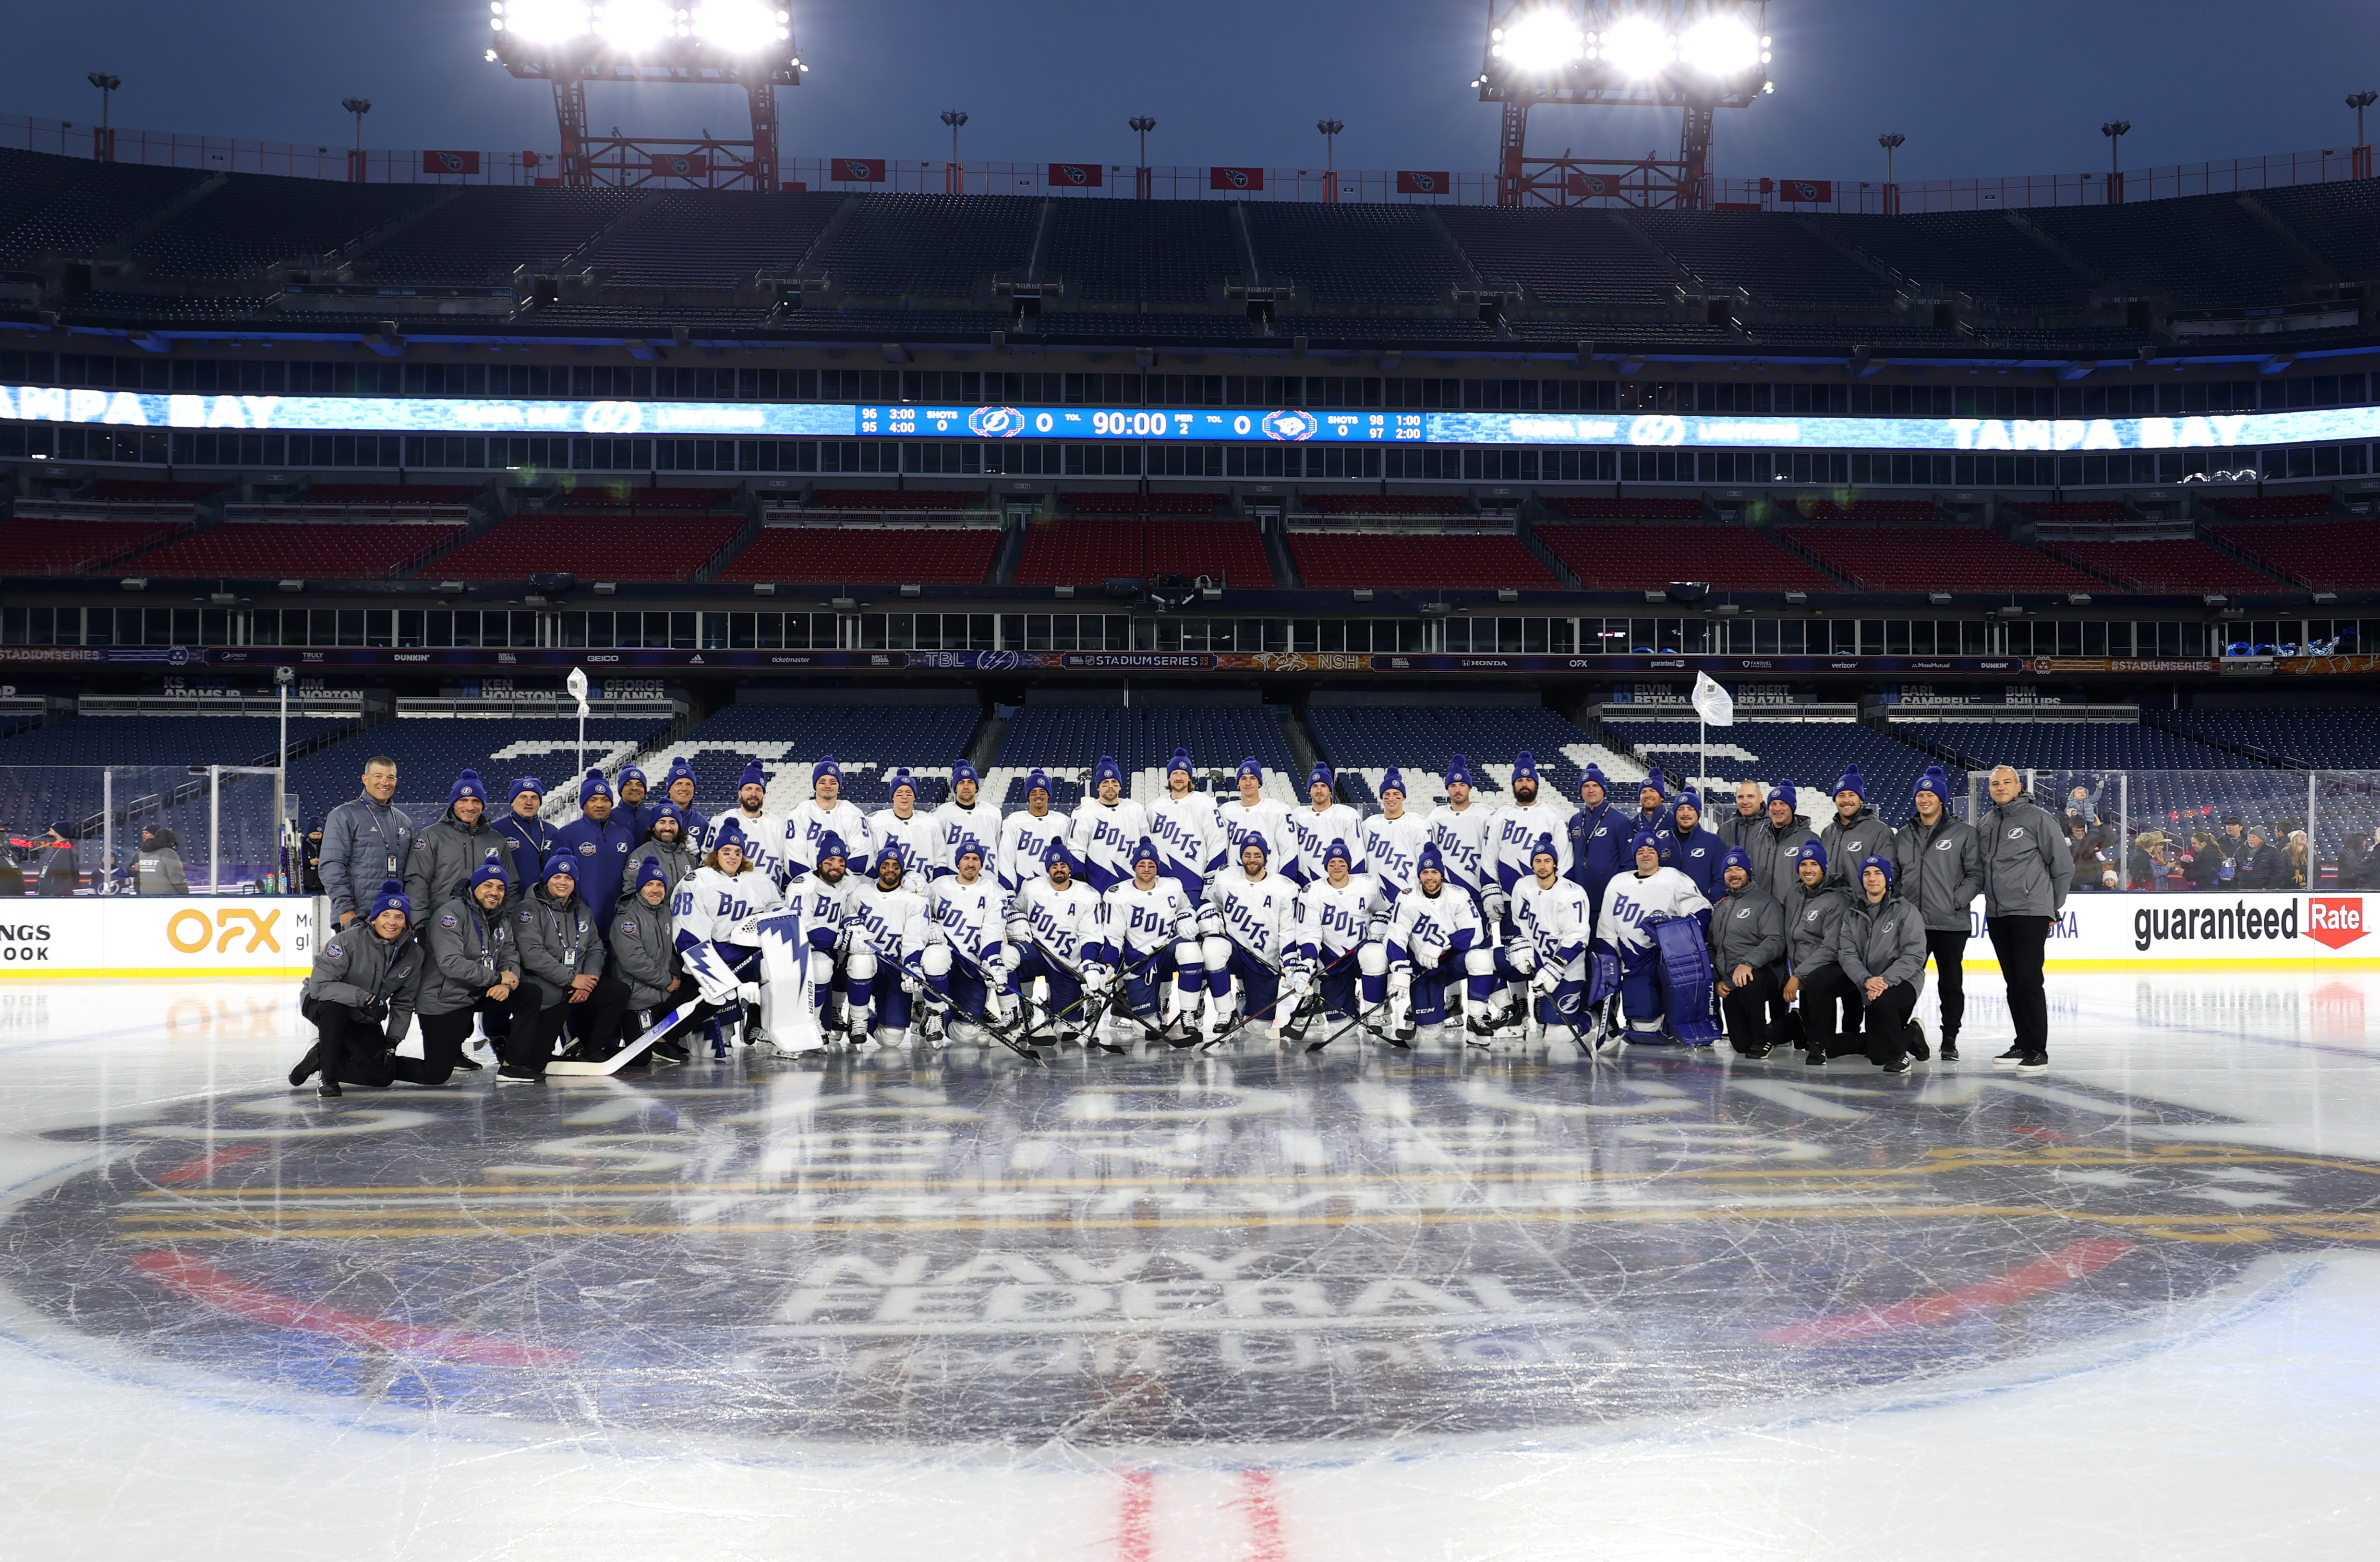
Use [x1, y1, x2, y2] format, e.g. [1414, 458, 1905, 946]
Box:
[1760, 1237, 2138, 1347]
[1237, 1469, 1287, 1562]
[1115, 1469, 1155, 1562]
[129, 1249, 574, 1367]
[155, 1146, 263, 1185]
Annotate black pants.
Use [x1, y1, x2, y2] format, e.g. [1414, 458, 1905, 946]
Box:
[1718, 962, 1787, 1054]
[1925, 928, 1969, 1040]
[517, 975, 632, 1070]
[1847, 978, 1921, 1065]
[1988, 914, 2053, 1056]
[1795, 967, 1869, 1058]
[302, 997, 449, 1088]
[418, 989, 541, 1079]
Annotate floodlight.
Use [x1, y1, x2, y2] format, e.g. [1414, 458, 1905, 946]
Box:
[1492, 7, 1586, 72]
[1598, 12, 1673, 77]
[693, 0, 789, 50]
[594, 0, 677, 51]
[1678, 13, 1759, 75]
[500, 0, 591, 43]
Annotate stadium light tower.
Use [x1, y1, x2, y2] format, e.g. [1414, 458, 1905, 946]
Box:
[1129, 115, 1157, 199]
[2348, 91, 2375, 180]
[86, 73, 120, 161]
[1878, 131, 1904, 213]
[2100, 120, 2130, 205]
[341, 97, 371, 182]
[941, 109, 966, 193]
[486, 2, 804, 190]
[1476, 0, 1771, 209]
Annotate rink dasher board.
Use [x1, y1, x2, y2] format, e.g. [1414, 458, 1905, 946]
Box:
[1946, 891, 2380, 969]
[0, 896, 318, 980]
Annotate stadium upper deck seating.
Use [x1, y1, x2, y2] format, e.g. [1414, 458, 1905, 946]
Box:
[1307, 704, 1644, 815]
[719, 525, 998, 585]
[1039, 199, 1246, 304]
[1779, 527, 2100, 593]
[562, 484, 735, 510]
[1433, 206, 1681, 307]
[0, 714, 350, 768]
[434, 515, 743, 581]
[1244, 205, 1467, 308]
[353, 187, 635, 286]
[2154, 706, 2380, 770]
[1015, 519, 1272, 587]
[2252, 181, 2380, 283]
[122, 521, 463, 580]
[2027, 197, 2317, 310]
[10, 520, 188, 577]
[1824, 211, 2092, 311]
[992, 706, 1296, 809]
[131, 179, 429, 281]
[1301, 495, 1471, 517]
[1546, 498, 1705, 521]
[2021, 501, 2130, 526]
[805, 194, 1039, 298]
[1791, 499, 1938, 524]
[642, 701, 984, 815]
[296, 484, 478, 507]
[1628, 210, 1895, 309]
[1286, 534, 1558, 591]
[2208, 521, 2380, 590]
[2204, 495, 2334, 521]
[583, 189, 844, 290]
[1535, 524, 1838, 593]
[1600, 713, 1944, 820]
[1062, 492, 1226, 517]
[2040, 539, 2281, 594]
[0, 151, 210, 267]
[804, 489, 984, 512]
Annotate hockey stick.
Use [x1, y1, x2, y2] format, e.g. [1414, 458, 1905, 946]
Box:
[909, 963, 1045, 1063]
[545, 997, 699, 1077]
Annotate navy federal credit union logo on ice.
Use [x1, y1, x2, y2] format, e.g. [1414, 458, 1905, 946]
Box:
[9, 1052, 2379, 1452]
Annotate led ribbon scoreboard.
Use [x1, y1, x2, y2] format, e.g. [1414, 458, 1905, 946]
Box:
[3, 383, 2376, 454]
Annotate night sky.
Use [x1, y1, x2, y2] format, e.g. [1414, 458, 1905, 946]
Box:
[4, 1, 2376, 187]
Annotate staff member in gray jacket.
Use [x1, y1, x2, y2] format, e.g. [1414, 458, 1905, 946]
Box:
[416, 860, 535, 1079]
[1781, 839, 1858, 1056]
[1743, 784, 1819, 907]
[1709, 846, 1787, 1057]
[623, 802, 701, 900]
[1819, 763, 1894, 888]
[404, 769, 514, 917]
[320, 756, 413, 928]
[1888, 766, 1983, 1061]
[510, 853, 631, 1081]
[611, 857, 695, 1065]
[1978, 764, 2072, 1073]
[1820, 855, 1930, 1073]
[286, 878, 431, 1099]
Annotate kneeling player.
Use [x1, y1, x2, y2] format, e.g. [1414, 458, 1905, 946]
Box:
[1490, 834, 1597, 1045]
[1291, 837, 1389, 1048]
[671, 821, 800, 1053]
[1383, 845, 1495, 1043]
[1593, 831, 1716, 1047]
[1201, 831, 1303, 1042]
[839, 847, 929, 1045]
[795, 831, 859, 1036]
[1008, 839, 1102, 1048]
[1088, 836, 1205, 1045]
[918, 834, 1015, 1045]
[1709, 846, 1788, 1056]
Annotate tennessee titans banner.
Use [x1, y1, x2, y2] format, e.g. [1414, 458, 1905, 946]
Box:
[1047, 163, 1103, 188]
[1565, 172, 1615, 198]
[1396, 170, 1451, 194]
[650, 153, 709, 180]
[834, 158, 886, 182]
[1209, 166, 1264, 191]
[1776, 178, 1833, 202]
[420, 150, 481, 175]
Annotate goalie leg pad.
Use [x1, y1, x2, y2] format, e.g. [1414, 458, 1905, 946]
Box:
[1535, 977, 1590, 1029]
[1651, 915, 1725, 1047]
[1586, 947, 1621, 1008]
[1619, 959, 1665, 1031]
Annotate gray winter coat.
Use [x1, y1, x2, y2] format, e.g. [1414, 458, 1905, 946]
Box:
[1819, 805, 1895, 888]
[1978, 796, 2075, 920]
[419, 889, 522, 1017]
[404, 809, 516, 920]
[1888, 813, 1984, 932]
[1715, 808, 1768, 853]
[134, 840, 189, 895]
[624, 834, 700, 901]
[609, 890, 682, 1012]
[320, 793, 416, 921]
[1835, 891, 1929, 991]
[302, 922, 427, 1044]
[1742, 817, 1819, 907]
[1784, 881, 1853, 980]
[1709, 883, 1786, 974]
[514, 883, 609, 1007]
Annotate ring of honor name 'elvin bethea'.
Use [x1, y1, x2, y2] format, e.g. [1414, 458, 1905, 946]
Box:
[10, 1049, 2380, 1452]
[5, 381, 2380, 453]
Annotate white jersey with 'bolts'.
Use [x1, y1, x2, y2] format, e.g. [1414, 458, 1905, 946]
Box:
[705, 808, 786, 886]
[673, 864, 785, 945]
[1511, 874, 1594, 976]
[1280, 800, 1365, 887]
[924, 874, 1007, 969]
[997, 808, 1073, 900]
[1095, 879, 1201, 965]
[1493, 797, 1575, 895]
[1146, 791, 1224, 899]
[1595, 867, 1714, 964]
[1206, 870, 1300, 971]
[1015, 877, 1101, 968]
[1426, 802, 1495, 899]
[1297, 874, 1387, 964]
[930, 798, 1003, 879]
[844, 878, 928, 962]
[1070, 797, 1152, 894]
[866, 807, 939, 882]
[1386, 882, 1485, 968]
[785, 798, 871, 883]
[1358, 810, 1432, 903]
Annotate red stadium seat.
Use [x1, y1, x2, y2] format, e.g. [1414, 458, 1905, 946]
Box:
[1790, 498, 1940, 524]
[1779, 526, 2100, 593]
[1288, 533, 1558, 590]
[1061, 491, 1225, 517]
[299, 483, 479, 506]
[435, 514, 743, 581]
[805, 489, 984, 513]
[2209, 521, 2380, 591]
[90, 479, 219, 503]
[1535, 524, 1837, 592]
[1301, 494, 1474, 517]
[2021, 501, 2129, 525]
[720, 526, 998, 585]
[12, 520, 190, 577]
[2042, 539, 2282, 594]
[2203, 494, 2335, 522]
[1545, 497, 1705, 521]
[1016, 519, 1272, 586]
[562, 484, 735, 510]
[124, 521, 463, 580]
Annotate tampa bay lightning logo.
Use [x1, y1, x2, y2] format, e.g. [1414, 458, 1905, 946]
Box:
[968, 406, 1027, 438]
[1261, 409, 1319, 442]
[976, 649, 1021, 671]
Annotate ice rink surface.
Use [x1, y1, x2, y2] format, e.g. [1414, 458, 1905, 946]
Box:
[3, 969, 2379, 1561]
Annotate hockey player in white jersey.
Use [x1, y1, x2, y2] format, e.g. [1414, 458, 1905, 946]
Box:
[1383, 843, 1495, 1041]
[1486, 833, 1597, 1044]
[1425, 753, 1497, 906]
[1146, 748, 1223, 901]
[1201, 831, 1304, 1041]
[1357, 767, 1431, 905]
[866, 769, 938, 883]
[1007, 837, 1104, 1047]
[794, 831, 860, 1035]
[996, 769, 1072, 902]
[784, 755, 871, 885]
[1279, 762, 1365, 887]
[1595, 829, 1716, 1046]
[929, 761, 1001, 880]
[1069, 755, 1150, 894]
[1491, 749, 1574, 904]
[670, 819, 795, 1050]
[918, 835, 1014, 1042]
[1086, 835, 1205, 1045]
[1215, 756, 1290, 870]
[707, 761, 788, 889]
[839, 847, 930, 1044]
[1290, 836, 1389, 1046]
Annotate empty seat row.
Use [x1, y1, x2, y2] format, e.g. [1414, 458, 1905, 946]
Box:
[1778, 527, 2101, 593]
[1286, 534, 1557, 591]
[1015, 519, 1272, 587]
[124, 522, 462, 581]
[434, 515, 744, 581]
[1535, 524, 1838, 593]
[720, 526, 998, 585]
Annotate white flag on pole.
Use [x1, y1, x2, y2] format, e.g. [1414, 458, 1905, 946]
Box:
[1691, 671, 1735, 727]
